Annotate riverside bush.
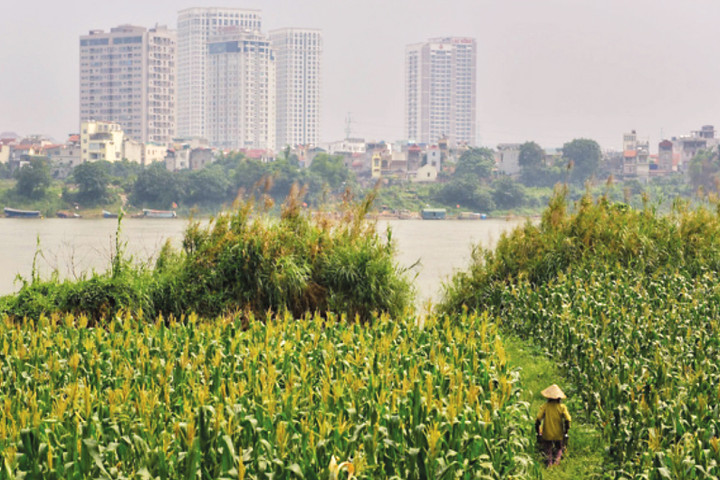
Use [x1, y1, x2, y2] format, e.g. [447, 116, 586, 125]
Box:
[440, 185, 720, 314]
[0, 187, 413, 323]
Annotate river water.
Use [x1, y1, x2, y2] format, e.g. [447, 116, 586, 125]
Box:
[0, 217, 529, 305]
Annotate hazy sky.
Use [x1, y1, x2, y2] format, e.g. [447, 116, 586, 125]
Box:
[2, 0, 720, 151]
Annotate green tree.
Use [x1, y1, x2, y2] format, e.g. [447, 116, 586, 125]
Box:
[563, 138, 601, 184]
[518, 141, 544, 170]
[491, 175, 526, 209]
[186, 166, 232, 206]
[72, 161, 110, 204]
[309, 153, 351, 190]
[130, 163, 182, 208]
[435, 178, 495, 212]
[14, 156, 51, 199]
[454, 147, 495, 181]
[688, 148, 720, 193]
[233, 158, 270, 194]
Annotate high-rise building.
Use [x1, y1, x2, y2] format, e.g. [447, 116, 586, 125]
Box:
[177, 7, 262, 139]
[405, 37, 476, 147]
[270, 28, 322, 151]
[206, 30, 275, 150]
[79, 25, 176, 145]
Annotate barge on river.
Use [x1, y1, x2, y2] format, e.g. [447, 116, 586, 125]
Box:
[143, 209, 177, 219]
[421, 208, 447, 220]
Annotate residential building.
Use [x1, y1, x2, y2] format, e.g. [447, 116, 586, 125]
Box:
[80, 121, 125, 163]
[270, 28, 322, 151]
[495, 143, 521, 176]
[621, 130, 650, 179]
[325, 138, 366, 155]
[0, 142, 10, 164]
[405, 37, 476, 147]
[177, 7, 262, 139]
[414, 163, 438, 183]
[672, 125, 718, 172]
[165, 146, 213, 171]
[206, 29, 275, 150]
[79, 24, 176, 144]
[46, 135, 82, 178]
[658, 140, 674, 172]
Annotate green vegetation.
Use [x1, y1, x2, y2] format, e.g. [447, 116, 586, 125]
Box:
[440, 187, 720, 477]
[505, 337, 603, 479]
[0, 138, 708, 218]
[0, 310, 535, 479]
[0, 188, 412, 323]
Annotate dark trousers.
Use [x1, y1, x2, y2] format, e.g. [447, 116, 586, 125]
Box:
[539, 439, 565, 466]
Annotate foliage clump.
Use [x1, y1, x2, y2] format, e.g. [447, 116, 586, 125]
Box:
[0, 187, 413, 323]
[439, 184, 720, 313]
[151, 185, 413, 320]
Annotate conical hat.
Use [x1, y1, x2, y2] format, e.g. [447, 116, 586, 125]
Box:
[541, 384, 566, 399]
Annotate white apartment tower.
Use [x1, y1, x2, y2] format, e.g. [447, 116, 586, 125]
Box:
[206, 30, 275, 150]
[79, 25, 176, 144]
[270, 28, 322, 151]
[405, 37, 476, 147]
[177, 7, 262, 139]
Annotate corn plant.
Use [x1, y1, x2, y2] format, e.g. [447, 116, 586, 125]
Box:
[0, 310, 533, 479]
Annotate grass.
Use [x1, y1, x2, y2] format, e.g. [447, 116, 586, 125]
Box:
[504, 336, 604, 479]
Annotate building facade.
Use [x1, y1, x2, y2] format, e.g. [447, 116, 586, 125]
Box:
[177, 7, 262, 139]
[80, 120, 125, 163]
[270, 28, 322, 151]
[79, 25, 176, 144]
[405, 37, 476, 147]
[206, 30, 275, 150]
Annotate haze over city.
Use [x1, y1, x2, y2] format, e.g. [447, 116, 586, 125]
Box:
[2, 0, 720, 150]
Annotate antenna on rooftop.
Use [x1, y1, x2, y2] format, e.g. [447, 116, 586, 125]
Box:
[345, 112, 353, 140]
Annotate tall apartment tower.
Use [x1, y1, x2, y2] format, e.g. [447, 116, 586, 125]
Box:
[270, 28, 322, 151]
[177, 7, 262, 139]
[79, 25, 176, 144]
[206, 30, 275, 150]
[405, 37, 476, 147]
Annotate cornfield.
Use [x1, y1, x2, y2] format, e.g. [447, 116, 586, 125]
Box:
[0, 310, 534, 479]
[441, 188, 720, 478]
[500, 268, 720, 478]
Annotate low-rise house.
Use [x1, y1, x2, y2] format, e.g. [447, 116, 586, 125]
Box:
[413, 163, 438, 183]
[46, 135, 82, 178]
[81, 121, 124, 163]
[495, 143, 521, 176]
[165, 146, 215, 171]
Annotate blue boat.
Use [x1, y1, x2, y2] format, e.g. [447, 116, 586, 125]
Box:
[421, 208, 447, 220]
[102, 210, 119, 219]
[4, 207, 41, 218]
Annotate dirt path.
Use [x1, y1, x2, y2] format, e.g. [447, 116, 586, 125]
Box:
[504, 336, 604, 479]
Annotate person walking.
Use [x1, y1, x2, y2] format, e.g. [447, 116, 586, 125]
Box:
[535, 384, 571, 467]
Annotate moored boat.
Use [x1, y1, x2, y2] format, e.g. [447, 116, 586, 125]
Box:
[143, 208, 177, 219]
[56, 210, 81, 218]
[458, 212, 488, 220]
[102, 210, 119, 219]
[4, 207, 41, 218]
[421, 208, 446, 220]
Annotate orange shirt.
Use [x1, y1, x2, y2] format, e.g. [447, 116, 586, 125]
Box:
[536, 402, 571, 441]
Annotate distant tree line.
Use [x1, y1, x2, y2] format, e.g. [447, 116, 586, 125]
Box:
[4, 152, 355, 211]
[3, 136, 702, 214]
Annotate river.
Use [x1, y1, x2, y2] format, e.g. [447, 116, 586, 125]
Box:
[0, 217, 529, 305]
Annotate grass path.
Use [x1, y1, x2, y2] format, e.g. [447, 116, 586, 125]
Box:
[504, 336, 605, 479]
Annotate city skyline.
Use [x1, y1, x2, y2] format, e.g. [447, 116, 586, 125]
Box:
[3, 0, 720, 151]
